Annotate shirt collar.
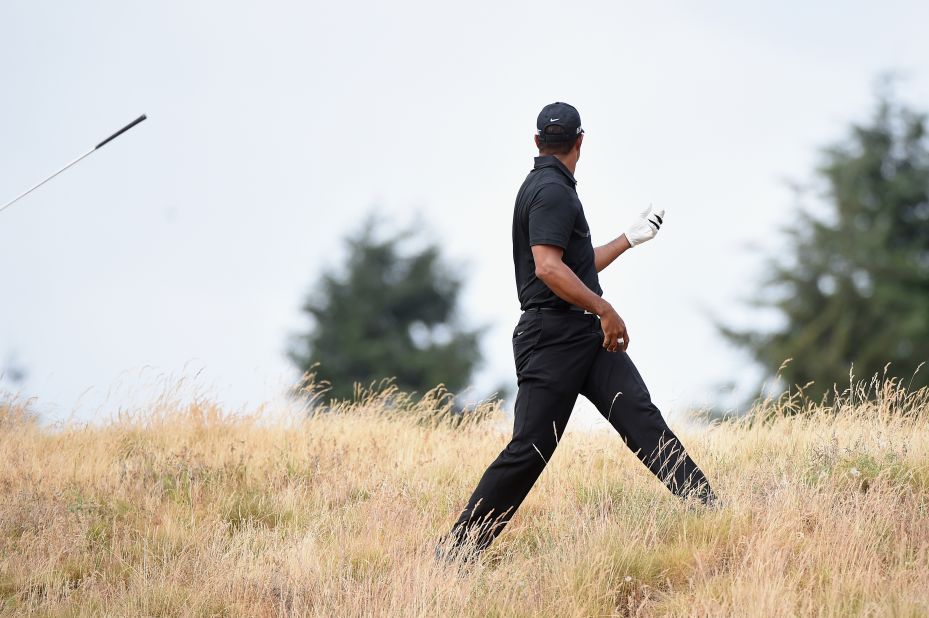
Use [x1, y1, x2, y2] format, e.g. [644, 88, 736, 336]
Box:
[533, 155, 577, 186]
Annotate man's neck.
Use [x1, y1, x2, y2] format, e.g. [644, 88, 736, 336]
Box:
[551, 153, 577, 176]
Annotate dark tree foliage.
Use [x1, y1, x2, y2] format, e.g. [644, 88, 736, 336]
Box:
[288, 215, 483, 401]
[723, 85, 929, 401]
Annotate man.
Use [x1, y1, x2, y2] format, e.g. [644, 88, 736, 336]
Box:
[437, 101, 717, 563]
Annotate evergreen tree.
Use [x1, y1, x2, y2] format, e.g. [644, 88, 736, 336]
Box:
[723, 85, 929, 400]
[289, 215, 483, 401]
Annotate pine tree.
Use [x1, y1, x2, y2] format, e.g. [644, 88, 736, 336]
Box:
[288, 215, 483, 401]
[723, 85, 929, 401]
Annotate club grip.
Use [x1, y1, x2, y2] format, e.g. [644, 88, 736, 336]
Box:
[95, 114, 148, 149]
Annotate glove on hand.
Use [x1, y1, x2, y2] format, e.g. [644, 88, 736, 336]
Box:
[624, 205, 665, 247]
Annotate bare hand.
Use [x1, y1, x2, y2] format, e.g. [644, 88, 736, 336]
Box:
[599, 304, 629, 352]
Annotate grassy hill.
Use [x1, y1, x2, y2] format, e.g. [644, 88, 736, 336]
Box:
[1, 379, 928, 616]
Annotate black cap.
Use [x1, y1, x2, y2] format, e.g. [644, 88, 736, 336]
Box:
[536, 102, 583, 143]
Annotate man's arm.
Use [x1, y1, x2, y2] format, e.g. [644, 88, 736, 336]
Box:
[532, 244, 629, 352]
[593, 234, 632, 273]
[593, 206, 667, 273]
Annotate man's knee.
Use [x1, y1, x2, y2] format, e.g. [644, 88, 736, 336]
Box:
[504, 435, 558, 468]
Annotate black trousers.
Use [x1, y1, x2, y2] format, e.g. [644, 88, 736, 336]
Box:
[447, 308, 715, 553]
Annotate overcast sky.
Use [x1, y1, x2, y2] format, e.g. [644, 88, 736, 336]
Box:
[2, 1, 929, 428]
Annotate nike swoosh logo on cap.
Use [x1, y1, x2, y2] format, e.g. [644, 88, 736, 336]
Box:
[550, 118, 559, 122]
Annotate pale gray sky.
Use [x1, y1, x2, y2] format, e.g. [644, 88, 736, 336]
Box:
[2, 1, 929, 427]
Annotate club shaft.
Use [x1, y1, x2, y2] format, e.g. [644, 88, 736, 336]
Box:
[0, 113, 147, 215]
[0, 148, 95, 214]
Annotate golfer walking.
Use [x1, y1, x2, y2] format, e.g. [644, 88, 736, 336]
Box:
[438, 102, 717, 562]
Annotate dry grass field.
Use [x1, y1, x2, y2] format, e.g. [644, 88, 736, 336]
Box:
[2, 375, 928, 617]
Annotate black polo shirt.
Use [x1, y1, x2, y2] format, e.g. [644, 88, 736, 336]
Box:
[512, 155, 602, 310]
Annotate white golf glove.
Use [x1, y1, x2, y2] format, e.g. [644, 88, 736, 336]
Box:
[624, 205, 665, 247]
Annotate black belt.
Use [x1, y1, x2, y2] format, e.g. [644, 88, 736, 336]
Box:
[527, 305, 592, 314]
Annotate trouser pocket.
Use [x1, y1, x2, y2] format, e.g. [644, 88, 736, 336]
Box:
[512, 312, 544, 376]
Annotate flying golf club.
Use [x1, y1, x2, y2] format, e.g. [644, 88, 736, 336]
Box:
[0, 114, 147, 215]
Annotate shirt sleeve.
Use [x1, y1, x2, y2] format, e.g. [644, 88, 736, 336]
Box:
[528, 183, 578, 249]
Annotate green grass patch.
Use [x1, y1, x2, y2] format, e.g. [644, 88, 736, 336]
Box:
[222, 489, 294, 532]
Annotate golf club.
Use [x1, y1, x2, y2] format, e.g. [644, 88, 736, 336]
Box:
[0, 114, 148, 215]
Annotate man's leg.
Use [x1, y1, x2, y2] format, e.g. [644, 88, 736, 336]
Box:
[442, 313, 598, 556]
[580, 347, 716, 503]
[445, 380, 578, 554]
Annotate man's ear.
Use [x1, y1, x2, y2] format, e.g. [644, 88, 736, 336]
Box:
[534, 134, 542, 150]
[575, 133, 584, 154]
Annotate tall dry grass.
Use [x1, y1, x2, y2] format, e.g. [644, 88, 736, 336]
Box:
[1, 375, 928, 617]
